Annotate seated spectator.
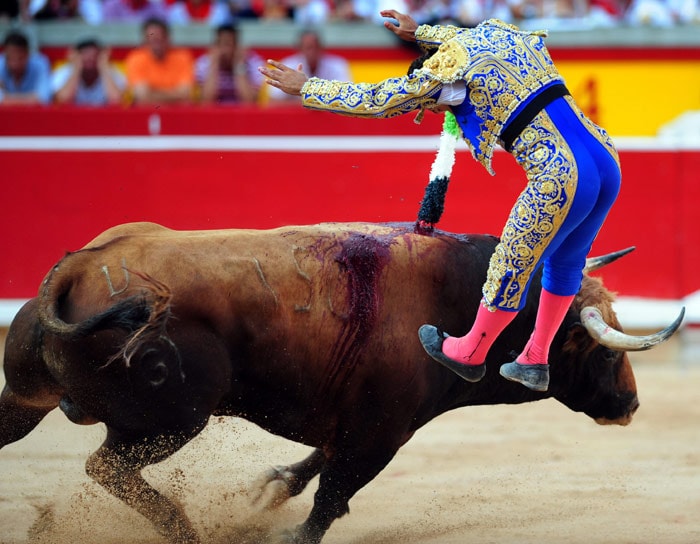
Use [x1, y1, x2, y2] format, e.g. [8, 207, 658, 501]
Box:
[223, 0, 263, 18]
[196, 23, 264, 104]
[406, 0, 453, 25]
[587, 0, 630, 24]
[52, 38, 126, 106]
[166, 0, 230, 24]
[332, 0, 366, 20]
[250, 0, 292, 18]
[449, 0, 492, 27]
[266, 29, 351, 105]
[290, 0, 331, 25]
[29, 0, 103, 23]
[32, 0, 81, 19]
[124, 17, 195, 105]
[624, 0, 696, 24]
[0, 29, 51, 105]
[340, 0, 409, 23]
[0, 0, 30, 21]
[102, 0, 169, 23]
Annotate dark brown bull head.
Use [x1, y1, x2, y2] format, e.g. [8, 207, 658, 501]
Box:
[553, 247, 685, 426]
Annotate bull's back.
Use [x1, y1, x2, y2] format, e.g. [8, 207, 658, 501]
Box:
[58, 221, 497, 340]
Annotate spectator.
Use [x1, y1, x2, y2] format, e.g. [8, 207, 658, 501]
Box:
[343, 0, 409, 23]
[32, 0, 81, 19]
[587, 0, 630, 24]
[51, 38, 126, 106]
[0, 0, 30, 21]
[406, 0, 453, 25]
[124, 17, 195, 105]
[0, 30, 51, 105]
[624, 0, 697, 24]
[166, 0, 231, 25]
[222, 0, 260, 19]
[102, 0, 169, 23]
[251, 0, 292, 18]
[290, 0, 332, 24]
[196, 23, 264, 104]
[27, 0, 102, 22]
[266, 29, 351, 105]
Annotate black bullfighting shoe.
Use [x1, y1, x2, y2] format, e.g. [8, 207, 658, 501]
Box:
[499, 361, 549, 392]
[418, 325, 486, 383]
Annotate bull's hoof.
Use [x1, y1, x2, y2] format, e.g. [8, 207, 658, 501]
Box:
[499, 361, 549, 392]
[249, 466, 293, 510]
[275, 525, 322, 544]
[418, 325, 486, 383]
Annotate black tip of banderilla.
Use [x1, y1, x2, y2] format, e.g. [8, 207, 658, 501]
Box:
[416, 176, 450, 231]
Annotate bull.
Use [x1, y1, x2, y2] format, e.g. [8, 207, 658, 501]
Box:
[0, 221, 684, 544]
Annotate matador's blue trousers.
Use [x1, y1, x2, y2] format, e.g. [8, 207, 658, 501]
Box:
[480, 95, 622, 311]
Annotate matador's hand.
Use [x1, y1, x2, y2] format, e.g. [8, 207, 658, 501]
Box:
[259, 60, 308, 96]
[380, 9, 418, 42]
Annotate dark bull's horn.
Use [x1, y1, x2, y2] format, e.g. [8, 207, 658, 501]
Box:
[584, 247, 636, 273]
[580, 306, 686, 351]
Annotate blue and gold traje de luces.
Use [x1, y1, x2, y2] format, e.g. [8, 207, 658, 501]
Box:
[300, 19, 564, 175]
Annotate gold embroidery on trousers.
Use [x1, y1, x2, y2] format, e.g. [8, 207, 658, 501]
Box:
[482, 109, 578, 310]
[564, 95, 620, 168]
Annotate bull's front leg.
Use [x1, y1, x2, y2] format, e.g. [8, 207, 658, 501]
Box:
[251, 448, 326, 509]
[284, 446, 398, 544]
[85, 425, 206, 544]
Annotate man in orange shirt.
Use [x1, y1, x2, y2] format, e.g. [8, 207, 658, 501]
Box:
[125, 17, 194, 104]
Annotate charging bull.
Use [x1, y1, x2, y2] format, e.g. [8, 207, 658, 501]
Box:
[0, 221, 684, 543]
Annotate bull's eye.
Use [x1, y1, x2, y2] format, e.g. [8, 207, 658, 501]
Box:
[601, 347, 618, 364]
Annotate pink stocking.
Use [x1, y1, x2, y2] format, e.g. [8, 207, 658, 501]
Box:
[517, 290, 575, 365]
[442, 301, 517, 365]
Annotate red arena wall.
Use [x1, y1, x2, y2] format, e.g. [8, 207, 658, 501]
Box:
[1, 106, 698, 304]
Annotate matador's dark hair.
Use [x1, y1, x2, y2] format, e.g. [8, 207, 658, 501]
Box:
[407, 50, 435, 75]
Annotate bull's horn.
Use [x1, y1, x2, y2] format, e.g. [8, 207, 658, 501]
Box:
[580, 306, 685, 351]
[584, 247, 636, 273]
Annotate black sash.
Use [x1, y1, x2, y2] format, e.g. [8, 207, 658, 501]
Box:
[500, 83, 570, 152]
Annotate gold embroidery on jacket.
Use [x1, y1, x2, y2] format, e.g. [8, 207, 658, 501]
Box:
[423, 41, 470, 83]
[417, 20, 562, 175]
[415, 24, 462, 50]
[482, 109, 578, 310]
[301, 73, 443, 117]
[300, 19, 566, 175]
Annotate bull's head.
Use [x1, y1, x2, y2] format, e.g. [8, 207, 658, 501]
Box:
[552, 248, 685, 426]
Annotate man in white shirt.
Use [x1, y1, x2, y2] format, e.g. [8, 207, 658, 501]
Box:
[266, 29, 351, 105]
[51, 38, 126, 106]
[195, 23, 264, 105]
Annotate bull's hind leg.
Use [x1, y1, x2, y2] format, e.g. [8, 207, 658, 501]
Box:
[0, 299, 61, 448]
[0, 387, 57, 447]
[85, 424, 207, 544]
[251, 448, 326, 509]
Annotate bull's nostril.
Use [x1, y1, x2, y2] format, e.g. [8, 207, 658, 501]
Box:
[629, 396, 640, 414]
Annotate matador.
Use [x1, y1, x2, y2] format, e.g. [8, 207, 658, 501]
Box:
[259, 9, 622, 392]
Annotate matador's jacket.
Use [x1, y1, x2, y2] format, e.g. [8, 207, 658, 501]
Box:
[300, 20, 621, 312]
[301, 19, 563, 175]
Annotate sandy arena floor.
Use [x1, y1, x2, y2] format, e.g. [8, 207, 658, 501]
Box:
[1, 329, 699, 544]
